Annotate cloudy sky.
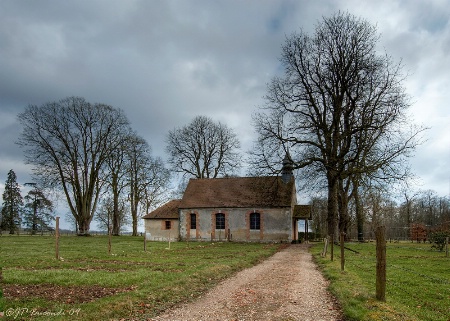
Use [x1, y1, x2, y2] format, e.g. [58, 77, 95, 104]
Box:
[1, 0, 449, 227]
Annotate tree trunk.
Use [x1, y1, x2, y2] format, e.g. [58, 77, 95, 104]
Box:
[405, 197, 411, 239]
[77, 214, 92, 236]
[78, 222, 89, 235]
[376, 225, 386, 301]
[130, 179, 139, 237]
[112, 199, 120, 235]
[31, 201, 38, 235]
[132, 219, 137, 236]
[111, 173, 121, 236]
[338, 179, 350, 238]
[354, 181, 364, 241]
[112, 193, 120, 236]
[327, 174, 338, 238]
[130, 191, 137, 236]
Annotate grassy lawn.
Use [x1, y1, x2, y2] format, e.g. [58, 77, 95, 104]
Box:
[0, 235, 281, 320]
[312, 241, 450, 321]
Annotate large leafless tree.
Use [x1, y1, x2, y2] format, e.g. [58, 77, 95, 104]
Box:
[166, 116, 241, 178]
[252, 12, 424, 237]
[141, 156, 171, 217]
[102, 130, 170, 236]
[127, 134, 170, 236]
[95, 195, 130, 234]
[18, 97, 130, 235]
[105, 130, 132, 236]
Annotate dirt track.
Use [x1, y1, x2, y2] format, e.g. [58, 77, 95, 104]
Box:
[151, 243, 343, 321]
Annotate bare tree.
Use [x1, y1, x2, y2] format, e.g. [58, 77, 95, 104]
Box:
[127, 135, 148, 236]
[252, 12, 424, 237]
[127, 134, 170, 236]
[17, 97, 130, 235]
[105, 131, 131, 236]
[95, 195, 130, 234]
[141, 156, 171, 216]
[166, 116, 241, 178]
[310, 196, 328, 237]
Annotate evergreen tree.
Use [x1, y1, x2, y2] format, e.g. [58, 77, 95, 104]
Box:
[1, 170, 23, 234]
[23, 183, 54, 234]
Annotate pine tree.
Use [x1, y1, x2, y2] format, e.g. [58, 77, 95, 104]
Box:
[23, 184, 54, 235]
[1, 169, 23, 234]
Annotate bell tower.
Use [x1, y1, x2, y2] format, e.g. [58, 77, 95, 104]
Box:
[281, 152, 294, 183]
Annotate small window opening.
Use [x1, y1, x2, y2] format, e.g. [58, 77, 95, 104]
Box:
[215, 213, 225, 229]
[250, 213, 260, 230]
[190, 213, 197, 229]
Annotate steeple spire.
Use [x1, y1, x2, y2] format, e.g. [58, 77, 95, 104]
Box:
[281, 151, 294, 183]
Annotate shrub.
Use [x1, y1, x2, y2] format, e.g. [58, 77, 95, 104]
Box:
[429, 231, 450, 251]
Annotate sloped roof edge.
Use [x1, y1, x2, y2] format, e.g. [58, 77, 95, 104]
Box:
[142, 199, 181, 219]
[179, 176, 295, 209]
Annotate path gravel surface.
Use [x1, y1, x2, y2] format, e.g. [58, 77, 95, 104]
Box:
[151, 243, 343, 321]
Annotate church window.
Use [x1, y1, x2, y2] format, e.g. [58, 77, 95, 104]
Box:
[215, 213, 225, 229]
[190, 213, 197, 229]
[165, 220, 171, 230]
[250, 213, 260, 230]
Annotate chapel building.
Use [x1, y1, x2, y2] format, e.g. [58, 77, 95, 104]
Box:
[142, 155, 308, 242]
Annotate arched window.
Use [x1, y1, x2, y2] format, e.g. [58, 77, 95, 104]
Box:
[250, 213, 260, 230]
[190, 213, 197, 229]
[215, 213, 225, 229]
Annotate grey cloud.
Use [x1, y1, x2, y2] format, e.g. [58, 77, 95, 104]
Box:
[0, 0, 448, 204]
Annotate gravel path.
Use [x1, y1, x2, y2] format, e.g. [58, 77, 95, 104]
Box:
[151, 244, 343, 321]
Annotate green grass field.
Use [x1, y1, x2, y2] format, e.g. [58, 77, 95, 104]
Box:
[312, 241, 450, 321]
[0, 235, 281, 321]
[2, 236, 449, 321]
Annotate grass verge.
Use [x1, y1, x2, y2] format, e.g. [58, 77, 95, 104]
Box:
[1, 235, 281, 320]
[311, 241, 450, 321]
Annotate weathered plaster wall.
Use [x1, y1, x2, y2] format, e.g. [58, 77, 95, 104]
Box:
[144, 219, 179, 241]
[179, 207, 293, 242]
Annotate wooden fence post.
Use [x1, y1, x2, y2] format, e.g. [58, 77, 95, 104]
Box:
[108, 228, 112, 254]
[340, 232, 345, 271]
[55, 217, 60, 260]
[168, 229, 171, 250]
[144, 233, 147, 252]
[376, 225, 386, 301]
[446, 237, 449, 258]
[322, 237, 328, 257]
[330, 234, 334, 261]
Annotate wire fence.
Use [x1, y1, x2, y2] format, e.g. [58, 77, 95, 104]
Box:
[332, 243, 450, 320]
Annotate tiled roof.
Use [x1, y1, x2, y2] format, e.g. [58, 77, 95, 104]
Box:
[179, 176, 295, 209]
[142, 199, 181, 219]
[293, 205, 312, 219]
